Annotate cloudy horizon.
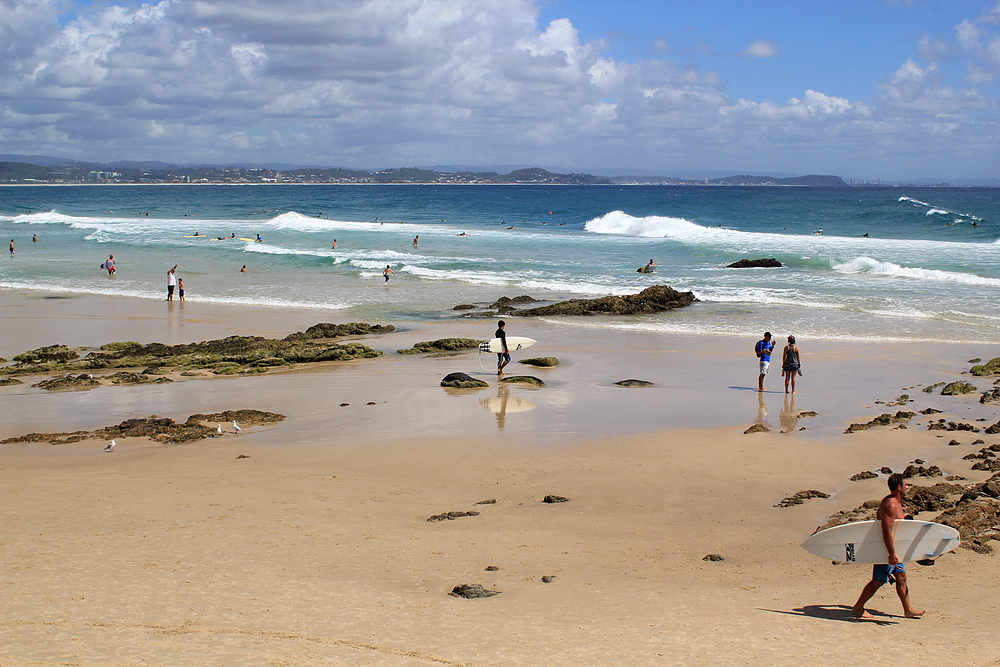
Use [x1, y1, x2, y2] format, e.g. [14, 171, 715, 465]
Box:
[2, 0, 999, 181]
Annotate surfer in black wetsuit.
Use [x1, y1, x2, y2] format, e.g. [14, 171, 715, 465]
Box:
[496, 320, 510, 375]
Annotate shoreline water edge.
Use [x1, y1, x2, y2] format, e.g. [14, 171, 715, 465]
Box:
[2, 185, 1000, 665]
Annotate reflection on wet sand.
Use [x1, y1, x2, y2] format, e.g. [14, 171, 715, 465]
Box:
[480, 385, 535, 431]
[779, 395, 799, 433]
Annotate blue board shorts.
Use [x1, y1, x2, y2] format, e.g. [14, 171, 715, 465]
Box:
[873, 563, 905, 584]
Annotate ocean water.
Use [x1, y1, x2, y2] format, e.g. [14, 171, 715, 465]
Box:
[1, 184, 998, 343]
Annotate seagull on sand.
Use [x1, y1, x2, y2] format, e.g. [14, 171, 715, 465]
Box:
[233, 420, 243, 434]
[217, 424, 224, 435]
[103, 440, 116, 452]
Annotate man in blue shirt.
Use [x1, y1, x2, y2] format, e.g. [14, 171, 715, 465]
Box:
[755, 332, 774, 392]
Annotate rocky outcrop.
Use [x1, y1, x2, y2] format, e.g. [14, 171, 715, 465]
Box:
[520, 357, 558, 367]
[32, 374, 100, 391]
[775, 490, 830, 508]
[440, 372, 489, 389]
[744, 423, 769, 434]
[0, 377, 23, 386]
[283, 322, 395, 342]
[969, 357, 1000, 376]
[449, 584, 500, 598]
[922, 382, 945, 393]
[941, 381, 976, 395]
[615, 379, 654, 387]
[514, 285, 696, 317]
[844, 411, 915, 433]
[398, 338, 481, 354]
[427, 511, 480, 522]
[107, 371, 173, 386]
[727, 258, 782, 268]
[850, 471, 878, 481]
[0, 410, 284, 445]
[935, 497, 1000, 553]
[980, 388, 1000, 404]
[1, 327, 384, 378]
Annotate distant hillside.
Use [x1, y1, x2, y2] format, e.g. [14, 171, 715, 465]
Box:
[709, 174, 847, 186]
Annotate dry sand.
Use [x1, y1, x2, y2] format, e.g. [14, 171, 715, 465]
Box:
[2, 291, 999, 666]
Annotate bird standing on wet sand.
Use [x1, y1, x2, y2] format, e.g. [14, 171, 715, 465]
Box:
[217, 424, 223, 435]
[103, 440, 116, 452]
[233, 420, 243, 434]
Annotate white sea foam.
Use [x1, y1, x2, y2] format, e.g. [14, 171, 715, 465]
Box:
[926, 208, 949, 216]
[898, 196, 930, 207]
[832, 257, 1000, 287]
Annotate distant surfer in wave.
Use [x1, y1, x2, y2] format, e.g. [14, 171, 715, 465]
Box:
[642, 259, 656, 273]
[852, 474, 926, 620]
[495, 320, 510, 375]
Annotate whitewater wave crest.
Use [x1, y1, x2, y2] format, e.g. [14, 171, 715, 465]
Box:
[833, 257, 1000, 287]
[584, 210, 719, 239]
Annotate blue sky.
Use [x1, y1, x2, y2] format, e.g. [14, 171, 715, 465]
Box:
[3, 0, 999, 180]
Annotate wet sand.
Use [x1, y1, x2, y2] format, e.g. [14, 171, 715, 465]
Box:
[2, 290, 999, 665]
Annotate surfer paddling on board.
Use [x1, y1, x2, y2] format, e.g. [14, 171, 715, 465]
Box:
[852, 474, 926, 620]
[495, 320, 510, 375]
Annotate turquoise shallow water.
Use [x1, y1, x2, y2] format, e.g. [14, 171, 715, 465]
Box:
[2, 184, 998, 343]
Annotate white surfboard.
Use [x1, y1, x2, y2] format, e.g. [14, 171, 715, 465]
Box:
[479, 336, 536, 354]
[801, 520, 960, 563]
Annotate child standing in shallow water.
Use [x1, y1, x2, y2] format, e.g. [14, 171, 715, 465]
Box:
[178, 278, 185, 301]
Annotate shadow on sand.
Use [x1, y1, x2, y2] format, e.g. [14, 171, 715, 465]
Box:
[758, 604, 898, 626]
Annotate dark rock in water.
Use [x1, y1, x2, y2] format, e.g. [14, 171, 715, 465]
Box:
[702, 554, 725, 562]
[941, 381, 976, 396]
[775, 490, 830, 508]
[980, 388, 1000, 404]
[441, 372, 489, 389]
[969, 358, 982, 363]
[427, 511, 480, 522]
[13, 344, 79, 364]
[476, 499, 497, 505]
[283, 322, 395, 341]
[0, 377, 24, 386]
[948, 439, 963, 446]
[543, 495, 568, 503]
[615, 379, 654, 387]
[727, 258, 782, 268]
[499, 375, 544, 386]
[187, 410, 284, 426]
[972, 459, 1000, 472]
[520, 357, 559, 367]
[399, 338, 482, 354]
[32, 373, 100, 391]
[969, 357, 1000, 376]
[987, 421, 1000, 435]
[340, 403, 349, 407]
[879, 467, 894, 474]
[946, 475, 967, 481]
[514, 285, 696, 317]
[744, 423, 769, 434]
[797, 411, 818, 417]
[850, 471, 878, 481]
[923, 382, 946, 393]
[935, 497, 1000, 553]
[449, 584, 499, 598]
[108, 371, 172, 386]
[453, 304, 476, 310]
[541, 575, 555, 583]
[919, 407, 943, 414]
[972, 439, 986, 446]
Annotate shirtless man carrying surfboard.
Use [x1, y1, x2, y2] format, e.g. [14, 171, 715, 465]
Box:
[852, 473, 926, 620]
[495, 320, 510, 375]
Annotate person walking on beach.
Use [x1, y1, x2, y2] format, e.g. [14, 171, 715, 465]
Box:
[495, 320, 510, 375]
[167, 265, 177, 300]
[782, 335, 801, 394]
[755, 332, 774, 392]
[852, 474, 926, 620]
[383, 265, 395, 282]
[177, 277, 185, 301]
[105, 255, 115, 275]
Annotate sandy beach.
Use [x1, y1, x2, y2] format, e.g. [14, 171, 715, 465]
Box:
[2, 291, 999, 666]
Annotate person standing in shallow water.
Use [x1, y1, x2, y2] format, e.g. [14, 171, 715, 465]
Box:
[495, 320, 510, 375]
[754, 332, 774, 392]
[383, 265, 394, 282]
[782, 335, 801, 394]
[167, 265, 177, 300]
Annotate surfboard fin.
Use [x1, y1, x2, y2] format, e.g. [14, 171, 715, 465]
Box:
[915, 558, 935, 566]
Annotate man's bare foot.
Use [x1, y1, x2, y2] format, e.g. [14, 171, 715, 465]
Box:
[852, 606, 875, 620]
[905, 609, 926, 618]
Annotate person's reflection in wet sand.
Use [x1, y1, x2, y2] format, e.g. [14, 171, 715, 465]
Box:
[493, 385, 510, 431]
[756, 391, 771, 430]
[779, 394, 799, 433]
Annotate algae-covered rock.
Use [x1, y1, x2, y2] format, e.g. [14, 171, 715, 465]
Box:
[941, 381, 976, 396]
[499, 375, 544, 386]
[520, 357, 558, 367]
[0, 377, 24, 386]
[441, 372, 490, 389]
[399, 338, 482, 354]
[980, 388, 1000, 404]
[108, 371, 173, 385]
[32, 374, 100, 391]
[101, 341, 142, 351]
[13, 344, 79, 365]
[969, 357, 1000, 376]
[923, 382, 946, 393]
[283, 322, 395, 342]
